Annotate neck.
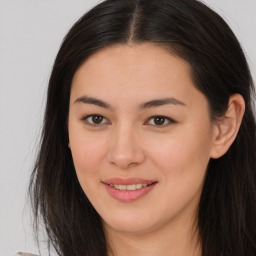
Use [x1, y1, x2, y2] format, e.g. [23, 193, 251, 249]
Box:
[104, 215, 201, 256]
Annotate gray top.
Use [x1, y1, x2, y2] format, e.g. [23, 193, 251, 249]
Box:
[15, 253, 38, 256]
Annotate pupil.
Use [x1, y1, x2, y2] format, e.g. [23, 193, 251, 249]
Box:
[92, 115, 103, 124]
[154, 117, 165, 125]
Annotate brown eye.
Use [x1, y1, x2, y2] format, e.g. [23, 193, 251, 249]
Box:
[92, 115, 103, 124]
[84, 115, 108, 126]
[147, 116, 175, 127]
[153, 117, 166, 125]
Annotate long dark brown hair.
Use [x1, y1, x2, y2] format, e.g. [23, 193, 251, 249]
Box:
[29, 0, 256, 255]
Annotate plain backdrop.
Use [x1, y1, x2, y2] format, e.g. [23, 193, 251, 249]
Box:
[0, 0, 255, 255]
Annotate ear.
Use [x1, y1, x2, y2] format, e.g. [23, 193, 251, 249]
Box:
[210, 94, 245, 159]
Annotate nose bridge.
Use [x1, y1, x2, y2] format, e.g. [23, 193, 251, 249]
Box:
[107, 121, 145, 169]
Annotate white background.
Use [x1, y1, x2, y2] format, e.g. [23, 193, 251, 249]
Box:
[0, 0, 255, 255]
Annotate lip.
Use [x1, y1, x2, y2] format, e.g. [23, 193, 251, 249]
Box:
[103, 177, 156, 185]
[102, 178, 157, 202]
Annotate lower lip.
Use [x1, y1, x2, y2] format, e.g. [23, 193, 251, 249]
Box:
[104, 183, 157, 202]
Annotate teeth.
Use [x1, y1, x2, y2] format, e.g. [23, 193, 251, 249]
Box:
[120, 185, 127, 190]
[127, 184, 136, 190]
[112, 184, 149, 191]
[136, 184, 142, 189]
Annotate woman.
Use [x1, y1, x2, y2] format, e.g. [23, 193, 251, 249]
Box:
[29, 0, 256, 255]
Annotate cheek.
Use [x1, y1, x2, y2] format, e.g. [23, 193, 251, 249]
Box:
[147, 124, 212, 204]
[150, 131, 211, 173]
[68, 125, 107, 184]
[69, 134, 108, 207]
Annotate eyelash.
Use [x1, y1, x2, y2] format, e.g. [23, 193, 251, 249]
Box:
[145, 115, 176, 127]
[81, 114, 110, 127]
[81, 114, 176, 127]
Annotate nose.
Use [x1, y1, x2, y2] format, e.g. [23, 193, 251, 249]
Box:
[107, 124, 146, 169]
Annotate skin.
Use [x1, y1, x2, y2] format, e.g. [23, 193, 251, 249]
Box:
[68, 43, 245, 256]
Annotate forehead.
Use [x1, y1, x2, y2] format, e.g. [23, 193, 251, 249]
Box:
[70, 43, 205, 108]
[73, 43, 191, 82]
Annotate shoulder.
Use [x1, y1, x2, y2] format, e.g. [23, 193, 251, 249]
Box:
[14, 253, 39, 256]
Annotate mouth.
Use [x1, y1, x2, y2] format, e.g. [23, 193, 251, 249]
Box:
[102, 178, 157, 202]
[108, 183, 156, 191]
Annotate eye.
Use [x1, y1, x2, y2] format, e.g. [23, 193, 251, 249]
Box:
[146, 116, 175, 127]
[82, 114, 109, 126]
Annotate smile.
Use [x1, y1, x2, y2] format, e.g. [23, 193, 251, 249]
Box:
[103, 179, 157, 202]
[109, 183, 152, 191]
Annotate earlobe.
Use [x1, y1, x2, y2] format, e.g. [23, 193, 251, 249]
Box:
[210, 94, 245, 159]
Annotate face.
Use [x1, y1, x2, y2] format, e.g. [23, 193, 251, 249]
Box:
[68, 43, 217, 235]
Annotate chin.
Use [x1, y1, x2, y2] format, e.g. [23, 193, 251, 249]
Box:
[102, 212, 158, 234]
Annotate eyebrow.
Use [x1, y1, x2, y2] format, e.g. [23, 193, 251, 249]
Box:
[74, 96, 112, 109]
[139, 98, 186, 109]
[74, 95, 186, 110]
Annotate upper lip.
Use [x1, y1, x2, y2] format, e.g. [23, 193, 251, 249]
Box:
[103, 177, 157, 185]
